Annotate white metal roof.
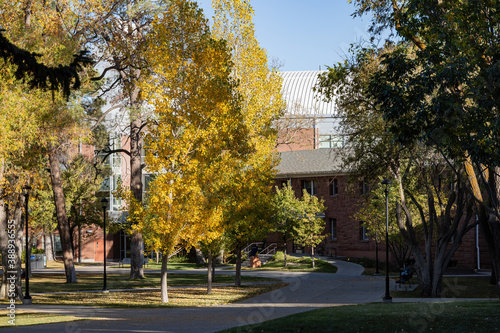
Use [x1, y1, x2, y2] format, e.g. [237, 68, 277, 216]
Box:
[281, 71, 337, 117]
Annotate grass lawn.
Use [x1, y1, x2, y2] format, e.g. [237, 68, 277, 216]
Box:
[393, 276, 499, 298]
[0, 310, 93, 327]
[218, 300, 500, 333]
[29, 283, 287, 308]
[112, 262, 209, 270]
[245, 254, 337, 273]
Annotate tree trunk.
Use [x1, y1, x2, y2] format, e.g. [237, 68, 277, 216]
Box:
[207, 251, 213, 294]
[479, 211, 500, 298]
[130, 117, 144, 279]
[311, 246, 315, 269]
[49, 151, 77, 283]
[0, 193, 25, 300]
[44, 229, 55, 262]
[160, 254, 168, 303]
[235, 243, 242, 287]
[284, 243, 287, 268]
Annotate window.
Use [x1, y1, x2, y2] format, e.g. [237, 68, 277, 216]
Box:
[361, 179, 369, 195]
[329, 178, 339, 195]
[144, 174, 157, 192]
[100, 177, 110, 191]
[302, 180, 317, 196]
[360, 221, 369, 241]
[318, 135, 348, 149]
[330, 218, 337, 240]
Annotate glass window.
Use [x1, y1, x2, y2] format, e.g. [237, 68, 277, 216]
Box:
[302, 180, 317, 196]
[330, 218, 337, 240]
[361, 221, 369, 241]
[144, 174, 157, 192]
[318, 135, 347, 149]
[330, 178, 339, 195]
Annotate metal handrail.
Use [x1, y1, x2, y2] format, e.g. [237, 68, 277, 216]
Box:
[241, 242, 277, 256]
[241, 242, 263, 256]
[260, 243, 277, 255]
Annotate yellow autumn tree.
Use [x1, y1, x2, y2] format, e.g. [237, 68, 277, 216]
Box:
[0, 0, 120, 284]
[212, 0, 285, 286]
[137, 0, 248, 303]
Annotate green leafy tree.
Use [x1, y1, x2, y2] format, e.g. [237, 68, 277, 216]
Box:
[349, 0, 500, 296]
[273, 184, 326, 268]
[292, 190, 326, 269]
[317, 44, 477, 297]
[273, 183, 303, 267]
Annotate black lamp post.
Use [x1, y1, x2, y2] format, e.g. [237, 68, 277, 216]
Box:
[372, 196, 380, 276]
[101, 198, 109, 292]
[381, 179, 392, 302]
[23, 185, 32, 304]
[374, 233, 380, 275]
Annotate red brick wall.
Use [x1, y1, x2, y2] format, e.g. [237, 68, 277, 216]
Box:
[271, 175, 489, 270]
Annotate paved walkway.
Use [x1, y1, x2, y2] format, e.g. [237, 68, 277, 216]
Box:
[2, 258, 492, 333]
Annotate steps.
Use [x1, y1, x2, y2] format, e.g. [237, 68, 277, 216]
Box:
[242, 254, 274, 267]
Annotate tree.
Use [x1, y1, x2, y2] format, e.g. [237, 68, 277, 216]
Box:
[273, 183, 302, 267]
[292, 190, 326, 269]
[316, 45, 477, 297]
[349, 0, 500, 296]
[354, 189, 412, 269]
[135, 0, 247, 303]
[89, 0, 169, 279]
[273, 184, 326, 268]
[0, 30, 92, 97]
[212, 0, 285, 287]
[0, 0, 123, 284]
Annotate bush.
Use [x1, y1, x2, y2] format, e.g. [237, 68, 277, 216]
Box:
[168, 255, 191, 263]
[269, 251, 285, 262]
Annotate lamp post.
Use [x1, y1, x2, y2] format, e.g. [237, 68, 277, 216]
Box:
[101, 198, 109, 292]
[381, 179, 392, 302]
[374, 233, 380, 275]
[372, 196, 380, 275]
[23, 185, 32, 304]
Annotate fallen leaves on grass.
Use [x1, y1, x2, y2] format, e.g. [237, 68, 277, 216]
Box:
[31, 283, 288, 308]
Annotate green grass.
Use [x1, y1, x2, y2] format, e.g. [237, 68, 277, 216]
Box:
[0, 310, 92, 327]
[393, 276, 499, 298]
[249, 253, 337, 273]
[218, 300, 500, 333]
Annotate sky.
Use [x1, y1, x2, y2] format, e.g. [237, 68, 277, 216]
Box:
[196, 0, 371, 72]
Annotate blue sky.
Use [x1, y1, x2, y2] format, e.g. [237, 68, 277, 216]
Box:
[197, 0, 370, 71]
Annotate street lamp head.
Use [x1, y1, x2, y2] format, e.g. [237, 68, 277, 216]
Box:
[101, 198, 109, 210]
[381, 179, 392, 186]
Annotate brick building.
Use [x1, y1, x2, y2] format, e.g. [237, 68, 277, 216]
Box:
[270, 71, 489, 270]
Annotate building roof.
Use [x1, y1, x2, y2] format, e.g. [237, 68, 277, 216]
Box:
[276, 148, 346, 177]
[281, 71, 337, 117]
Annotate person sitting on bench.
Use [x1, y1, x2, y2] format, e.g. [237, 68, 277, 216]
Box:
[398, 266, 413, 283]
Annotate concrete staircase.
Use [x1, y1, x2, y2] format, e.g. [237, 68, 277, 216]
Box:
[242, 254, 274, 267]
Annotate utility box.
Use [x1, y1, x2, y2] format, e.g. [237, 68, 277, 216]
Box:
[30, 254, 46, 269]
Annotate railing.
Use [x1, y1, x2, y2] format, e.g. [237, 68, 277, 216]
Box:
[168, 247, 184, 259]
[261, 243, 277, 255]
[241, 242, 277, 256]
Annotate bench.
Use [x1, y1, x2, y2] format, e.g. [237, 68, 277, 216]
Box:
[396, 266, 414, 290]
[119, 258, 131, 267]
